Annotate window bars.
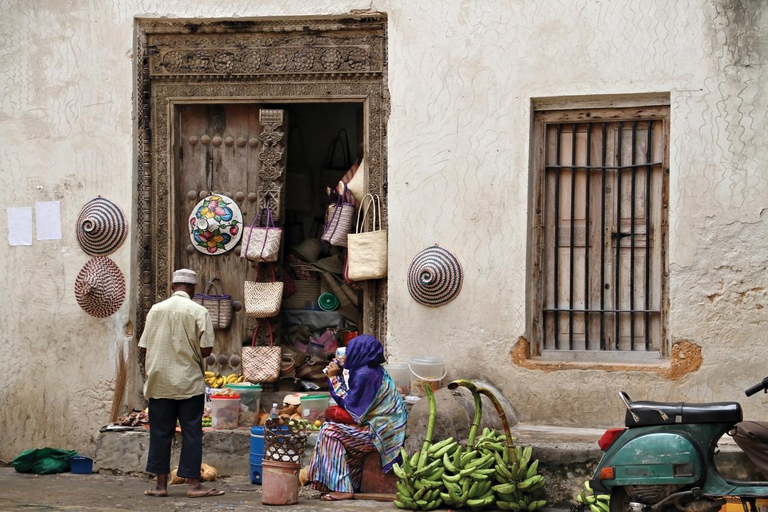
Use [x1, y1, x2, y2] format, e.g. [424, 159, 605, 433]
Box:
[541, 119, 665, 352]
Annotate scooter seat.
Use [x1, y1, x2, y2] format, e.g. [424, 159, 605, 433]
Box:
[626, 401, 742, 427]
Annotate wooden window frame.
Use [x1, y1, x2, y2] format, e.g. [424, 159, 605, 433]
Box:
[527, 97, 670, 364]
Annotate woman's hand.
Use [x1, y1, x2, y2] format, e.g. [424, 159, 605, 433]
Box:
[326, 360, 343, 377]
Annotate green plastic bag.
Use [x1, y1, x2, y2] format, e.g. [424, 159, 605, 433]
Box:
[12, 448, 78, 475]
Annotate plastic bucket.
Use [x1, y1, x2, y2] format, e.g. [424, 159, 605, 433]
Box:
[300, 394, 328, 422]
[210, 395, 240, 429]
[226, 384, 262, 427]
[250, 426, 264, 484]
[261, 460, 300, 505]
[384, 363, 411, 396]
[70, 456, 93, 474]
[408, 357, 447, 397]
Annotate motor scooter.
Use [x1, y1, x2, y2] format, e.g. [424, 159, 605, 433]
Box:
[590, 377, 768, 512]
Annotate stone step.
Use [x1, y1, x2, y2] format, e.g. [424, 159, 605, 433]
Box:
[94, 424, 761, 505]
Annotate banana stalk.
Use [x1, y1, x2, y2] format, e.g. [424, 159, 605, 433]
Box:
[418, 382, 437, 472]
[447, 379, 483, 447]
[477, 386, 516, 464]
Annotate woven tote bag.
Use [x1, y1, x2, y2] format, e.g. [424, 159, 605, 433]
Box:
[192, 278, 232, 329]
[244, 265, 283, 318]
[321, 183, 355, 247]
[347, 194, 388, 281]
[242, 320, 281, 383]
[241, 208, 282, 262]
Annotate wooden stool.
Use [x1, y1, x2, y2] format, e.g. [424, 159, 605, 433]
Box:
[360, 451, 397, 494]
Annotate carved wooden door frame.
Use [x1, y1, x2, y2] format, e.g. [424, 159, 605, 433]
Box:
[134, 15, 389, 343]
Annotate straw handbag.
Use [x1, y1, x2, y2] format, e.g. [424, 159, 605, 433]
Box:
[242, 320, 281, 383]
[346, 194, 388, 281]
[192, 278, 232, 329]
[244, 265, 283, 318]
[241, 208, 282, 262]
[321, 183, 355, 247]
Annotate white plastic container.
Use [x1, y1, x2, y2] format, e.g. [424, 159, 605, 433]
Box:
[384, 363, 411, 396]
[211, 395, 240, 429]
[408, 357, 447, 397]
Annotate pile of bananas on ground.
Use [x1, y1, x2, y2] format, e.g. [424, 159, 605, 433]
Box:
[576, 480, 610, 512]
[393, 379, 548, 511]
[204, 371, 245, 388]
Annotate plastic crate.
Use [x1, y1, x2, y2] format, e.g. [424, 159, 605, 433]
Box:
[70, 456, 93, 474]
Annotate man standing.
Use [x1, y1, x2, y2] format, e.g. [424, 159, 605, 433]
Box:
[139, 269, 223, 498]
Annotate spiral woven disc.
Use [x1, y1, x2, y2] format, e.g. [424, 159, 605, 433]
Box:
[76, 197, 128, 256]
[74, 257, 126, 318]
[407, 245, 464, 307]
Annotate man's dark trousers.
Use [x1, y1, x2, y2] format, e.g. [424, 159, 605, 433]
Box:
[146, 394, 204, 478]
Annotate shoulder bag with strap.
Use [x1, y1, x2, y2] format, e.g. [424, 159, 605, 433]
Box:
[240, 207, 282, 262]
[346, 194, 387, 281]
[192, 277, 232, 329]
[242, 320, 281, 383]
[244, 264, 283, 318]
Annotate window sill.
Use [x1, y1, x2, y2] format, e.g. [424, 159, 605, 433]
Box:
[537, 350, 665, 365]
[512, 337, 702, 379]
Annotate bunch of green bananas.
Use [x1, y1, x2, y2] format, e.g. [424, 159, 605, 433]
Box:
[492, 440, 547, 511]
[576, 480, 610, 512]
[393, 440, 453, 510]
[439, 427, 507, 509]
[393, 384, 445, 511]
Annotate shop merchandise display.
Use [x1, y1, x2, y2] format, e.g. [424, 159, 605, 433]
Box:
[192, 278, 232, 329]
[242, 321, 281, 383]
[321, 183, 355, 247]
[74, 256, 126, 318]
[241, 207, 282, 262]
[407, 245, 464, 307]
[346, 193, 388, 281]
[244, 264, 283, 318]
[76, 197, 128, 256]
[188, 194, 242, 255]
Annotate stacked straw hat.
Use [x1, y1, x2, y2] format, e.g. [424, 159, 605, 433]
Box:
[76, 197, 128, 256]
[74, 257, 126, 318]
[407, 245, 464, 307]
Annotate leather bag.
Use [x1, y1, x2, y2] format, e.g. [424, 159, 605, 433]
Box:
[242, 320, 281, 383]
[346, 194, 387, 281]
[244, 264, 283, 318]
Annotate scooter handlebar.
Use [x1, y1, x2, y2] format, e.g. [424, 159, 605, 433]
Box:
[745, 377, 768, 397]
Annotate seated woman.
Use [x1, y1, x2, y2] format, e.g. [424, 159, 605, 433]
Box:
[307, 334, 408, 501]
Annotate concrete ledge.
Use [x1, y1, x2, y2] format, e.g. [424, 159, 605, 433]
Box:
[94, 424, 762, 505]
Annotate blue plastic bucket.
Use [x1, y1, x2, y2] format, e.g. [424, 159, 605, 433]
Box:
[70, 456, 93, 474]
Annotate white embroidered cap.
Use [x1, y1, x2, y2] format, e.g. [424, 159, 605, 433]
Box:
[172, 268, 197, 285]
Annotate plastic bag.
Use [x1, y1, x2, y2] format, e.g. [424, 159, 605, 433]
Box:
[13, 447, 77, 474]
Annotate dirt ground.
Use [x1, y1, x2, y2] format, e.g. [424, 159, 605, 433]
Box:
[0, 468, 394, 511]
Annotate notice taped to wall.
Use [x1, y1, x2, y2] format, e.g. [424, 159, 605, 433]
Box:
[7, 207, 33, 246]
[35, 201, 62, 241]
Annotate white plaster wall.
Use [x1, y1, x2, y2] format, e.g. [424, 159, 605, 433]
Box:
[0, 0, 766, 461]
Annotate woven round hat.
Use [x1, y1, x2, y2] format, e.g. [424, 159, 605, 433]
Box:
[74, 257, 126, 318]
[76, 197, 128, 256]
[189, 194, 243, 255]
[407, 245, 464, 307]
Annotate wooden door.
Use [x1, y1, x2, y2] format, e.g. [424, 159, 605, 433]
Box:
[174, 104, 287, 377]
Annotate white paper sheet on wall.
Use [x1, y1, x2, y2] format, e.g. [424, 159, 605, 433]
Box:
[35, 201, 62, 240]
[8, 207, 33, 246]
